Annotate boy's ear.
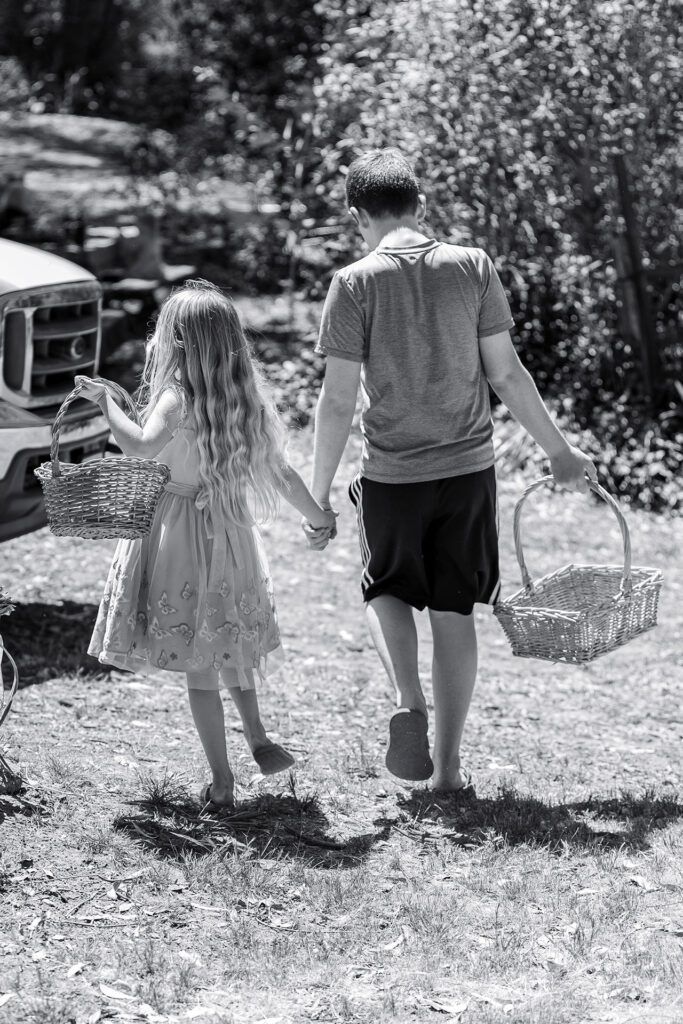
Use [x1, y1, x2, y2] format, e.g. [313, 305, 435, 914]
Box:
[416, 194, 427, 222]
[349, 205, 370, 228]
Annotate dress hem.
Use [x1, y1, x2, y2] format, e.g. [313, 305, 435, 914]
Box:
[88, 643, 284, 690]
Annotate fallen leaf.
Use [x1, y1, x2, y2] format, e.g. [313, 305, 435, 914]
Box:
[427, 997, 468, 1015]
[99, 983, 135, 1000]
[67, 963, 87, 977]
[381, 934, 405, 951]
[0, 995, 14, 1008]
[629, 875, 659, 891]
[98, 869, 146, 884]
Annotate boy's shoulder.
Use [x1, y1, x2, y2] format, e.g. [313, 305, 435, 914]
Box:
[335, 241, 490, 286]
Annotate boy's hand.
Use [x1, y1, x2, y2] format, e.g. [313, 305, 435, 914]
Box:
[301, 506, 338, 550]
[549, 444, 598, 492]
[75, 375, 108, 404]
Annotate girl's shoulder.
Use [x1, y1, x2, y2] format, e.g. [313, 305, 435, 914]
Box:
[156, 384, 192, 435]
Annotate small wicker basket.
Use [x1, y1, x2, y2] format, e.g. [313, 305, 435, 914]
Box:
[494, 476, 662, 664]
[34, 377, 170, 539]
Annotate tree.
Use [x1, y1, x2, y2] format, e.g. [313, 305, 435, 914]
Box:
[305, 0, 681, 409]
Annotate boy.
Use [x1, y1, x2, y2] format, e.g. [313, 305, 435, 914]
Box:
[306, 148, 596, 789]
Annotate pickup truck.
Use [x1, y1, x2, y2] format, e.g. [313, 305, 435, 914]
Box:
[0, 238, 110, 541]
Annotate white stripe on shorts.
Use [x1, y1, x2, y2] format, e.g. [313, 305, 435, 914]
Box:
[351, 475, 374, 589]
[487, 484, 501, 604]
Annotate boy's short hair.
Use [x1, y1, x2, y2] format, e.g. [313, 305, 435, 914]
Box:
[346, 149, 420, 218]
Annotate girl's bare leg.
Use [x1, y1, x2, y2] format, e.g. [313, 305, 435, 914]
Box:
[223, 668, 295, 774]
[222, 668, 268, 750]
[186, 671, 234, 805]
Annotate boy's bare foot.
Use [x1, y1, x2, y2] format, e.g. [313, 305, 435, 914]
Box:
[430, 767, 473, 793]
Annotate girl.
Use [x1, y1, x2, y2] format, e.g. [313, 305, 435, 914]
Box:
[78, 280, 335, 811]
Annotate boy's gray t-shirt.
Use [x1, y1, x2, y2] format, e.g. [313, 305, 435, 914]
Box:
[315, 239, 514, 484]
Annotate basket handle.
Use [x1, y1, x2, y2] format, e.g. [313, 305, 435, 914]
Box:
[0, 638, 19, 729]
[50, 377, 138, 478]
[513, 475, 633, 597]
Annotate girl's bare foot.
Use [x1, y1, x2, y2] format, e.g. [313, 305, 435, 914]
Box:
[252, 740, 296, 775]
[199, 774, 235, 810]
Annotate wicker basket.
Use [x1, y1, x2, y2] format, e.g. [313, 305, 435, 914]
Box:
[34, 377, 170, 539]
[494, 476, 662, 664]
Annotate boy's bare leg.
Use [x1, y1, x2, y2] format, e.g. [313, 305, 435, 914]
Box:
[186, 680, 234, 805]
[366, 594, 427, 717]
[428, 609, 478, 790]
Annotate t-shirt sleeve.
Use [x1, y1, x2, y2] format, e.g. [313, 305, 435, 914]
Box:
[315, 272, 366, 362]
[477, 251, 515, 338]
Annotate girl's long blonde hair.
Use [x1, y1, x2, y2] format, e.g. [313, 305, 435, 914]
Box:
[138, 280, 288, 525]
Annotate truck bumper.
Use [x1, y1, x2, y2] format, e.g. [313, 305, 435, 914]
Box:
[0, 420, 111, 542]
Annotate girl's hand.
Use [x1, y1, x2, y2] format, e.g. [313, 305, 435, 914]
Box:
[301, 507, 338, 550]
[75, 375, 108, 405]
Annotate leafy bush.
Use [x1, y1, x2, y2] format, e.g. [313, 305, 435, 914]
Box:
[303, 0, 680, 408]
[0, 56, 32, 110]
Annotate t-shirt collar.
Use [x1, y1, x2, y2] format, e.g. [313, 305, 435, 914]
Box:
[375, 238, 440, 255]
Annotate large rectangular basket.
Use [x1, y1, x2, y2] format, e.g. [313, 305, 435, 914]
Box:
[34, 377, 170, 540]
[494, 477, 662, 664]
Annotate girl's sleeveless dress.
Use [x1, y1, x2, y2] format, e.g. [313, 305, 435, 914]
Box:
[88, 405, 282, 689]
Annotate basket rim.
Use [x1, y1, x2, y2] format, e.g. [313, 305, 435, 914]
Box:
[495, 560, 663, 619]
[35, 456, 170, 481]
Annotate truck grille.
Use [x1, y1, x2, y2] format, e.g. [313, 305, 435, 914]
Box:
[0, 285, 102, 409]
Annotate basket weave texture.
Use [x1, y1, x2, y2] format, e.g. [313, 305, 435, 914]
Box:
[34, 377, 170, 540]
[494, 476, 662, 664]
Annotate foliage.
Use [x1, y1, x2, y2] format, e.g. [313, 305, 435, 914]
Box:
[0, 585, 15, 618]
[0, 0, 150, 112]
[0, 57, 33, 110]
[493, 401, 682, 515]
[305, 0, 680, 398]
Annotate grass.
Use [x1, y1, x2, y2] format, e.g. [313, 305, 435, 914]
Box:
[1, 431, 682, 1024]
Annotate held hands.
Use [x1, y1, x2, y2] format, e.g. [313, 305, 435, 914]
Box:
[301, 503, 338, 551]
[549, 443, 598, 493]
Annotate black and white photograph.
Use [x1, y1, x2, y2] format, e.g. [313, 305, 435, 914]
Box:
[0, 1, 681, 1021]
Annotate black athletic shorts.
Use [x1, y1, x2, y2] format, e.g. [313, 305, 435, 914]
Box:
[348, 467, 500, 614]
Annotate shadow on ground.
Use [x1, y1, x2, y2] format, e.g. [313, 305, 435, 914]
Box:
[0, 789, 47, 825]
[114, 774, 390, 868]
[2, 602, 110, 688]
[388, 786, 683, 853]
